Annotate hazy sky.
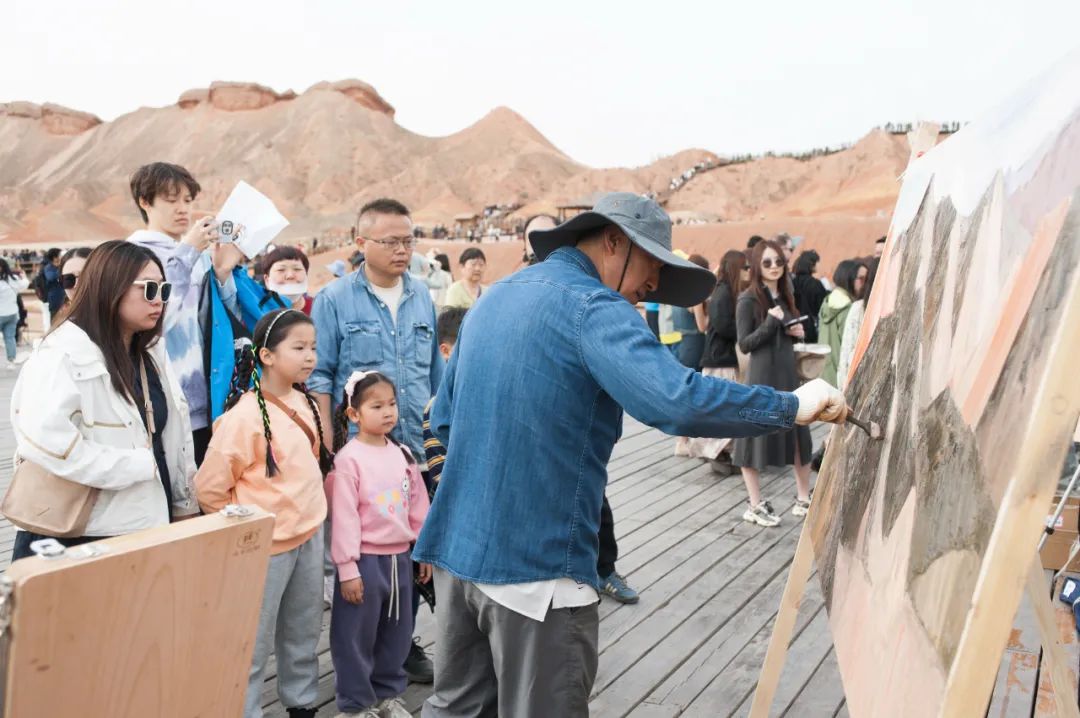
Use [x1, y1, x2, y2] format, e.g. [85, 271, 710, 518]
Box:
[6, 1, 1079, 167]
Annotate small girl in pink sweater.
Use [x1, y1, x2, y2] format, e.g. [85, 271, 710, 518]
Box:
[326, 370, 431, 718]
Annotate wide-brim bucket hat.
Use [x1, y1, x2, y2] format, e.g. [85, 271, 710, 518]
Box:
[528, 192, 715, 307]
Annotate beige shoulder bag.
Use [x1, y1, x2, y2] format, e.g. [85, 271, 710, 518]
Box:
[1, 358, 157, 538]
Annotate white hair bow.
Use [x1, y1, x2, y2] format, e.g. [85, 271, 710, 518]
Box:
[344, 370, 373, 402]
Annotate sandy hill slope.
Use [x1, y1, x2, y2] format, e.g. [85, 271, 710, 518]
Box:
[0, 79, 920, 250]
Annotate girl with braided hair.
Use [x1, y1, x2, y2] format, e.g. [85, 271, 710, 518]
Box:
[194, 308, 327, 718]
[325, 371, 431, 718]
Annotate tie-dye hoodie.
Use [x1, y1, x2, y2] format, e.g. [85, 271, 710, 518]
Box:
[128, 230, 238, 430]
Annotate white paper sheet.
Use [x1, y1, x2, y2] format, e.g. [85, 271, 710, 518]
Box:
[215, 181, 289, 259]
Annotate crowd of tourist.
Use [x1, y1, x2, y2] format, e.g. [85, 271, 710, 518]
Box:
[3, 165, 852, 718]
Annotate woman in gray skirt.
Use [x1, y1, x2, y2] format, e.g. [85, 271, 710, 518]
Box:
[732, 238, 814, 527]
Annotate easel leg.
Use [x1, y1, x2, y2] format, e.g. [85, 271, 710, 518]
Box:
[749, 518, 816, 718]
[1027, 561, 1080, 718]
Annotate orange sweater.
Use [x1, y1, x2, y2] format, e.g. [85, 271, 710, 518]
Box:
[195, 391, 328, 554]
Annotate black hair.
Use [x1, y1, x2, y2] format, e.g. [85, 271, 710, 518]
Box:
[832, 259, 866, 298]
[0, 259, 12, 281]
[60, 246, 92, 270]
[262, 246, 310, 273]
[434, 253, 451, 273]
[225, 309, 331, 477]
[459, 247, 486, 265]
[437, 306, 468, 346]
[353, 198, 411, 240]
[747, 235, 764, 250]
[864, 257, 880, 302]
[44, 248, 62, 263]
[129, 162, 201, 223]
[793, 250, 820, 276]
[331, 372, 416, 465]
[359, 198, 410, 218]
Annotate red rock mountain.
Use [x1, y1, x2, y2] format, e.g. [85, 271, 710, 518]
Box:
[0, 79, 917, 246]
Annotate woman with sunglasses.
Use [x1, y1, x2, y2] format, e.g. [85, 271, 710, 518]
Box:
[731, 239, 814, 527]
[59, 246, 93, 303]
[0, 259, 29, 370]
[9, 241, 197, 561]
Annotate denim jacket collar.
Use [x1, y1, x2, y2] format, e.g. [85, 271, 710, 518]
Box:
[352, 262, 418, 305]
[548, 246, 602, 282]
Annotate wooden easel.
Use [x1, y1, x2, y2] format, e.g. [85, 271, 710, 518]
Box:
[748, 520, 1080, 718]
[748, 238, 1080, 716]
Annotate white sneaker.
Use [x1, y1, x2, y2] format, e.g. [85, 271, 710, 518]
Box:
[324, 575, 334, 607]
[333, 710, 381, 718]
[376, 697, 412, 718]
[743, 500, 781, 527]
[791, 497, 812, 517]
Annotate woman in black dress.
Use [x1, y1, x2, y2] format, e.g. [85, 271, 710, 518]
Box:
[732, 239, 814, 527]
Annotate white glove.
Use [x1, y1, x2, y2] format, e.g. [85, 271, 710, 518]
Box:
[793, 379, 848, 425]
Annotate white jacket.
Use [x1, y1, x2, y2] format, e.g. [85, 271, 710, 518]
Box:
[0, 275, 29, 317]
[11, 322, 198, 536]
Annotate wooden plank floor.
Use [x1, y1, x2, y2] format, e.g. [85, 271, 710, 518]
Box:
[0, 359, 1075, 716]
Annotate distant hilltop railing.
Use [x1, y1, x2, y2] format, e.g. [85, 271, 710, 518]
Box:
[880, 121, 964, 135]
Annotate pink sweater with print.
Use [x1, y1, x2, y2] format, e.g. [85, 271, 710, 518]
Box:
[326, 438, 430, 582]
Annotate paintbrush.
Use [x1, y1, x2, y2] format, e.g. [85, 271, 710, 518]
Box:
[846, 413, 883, 441]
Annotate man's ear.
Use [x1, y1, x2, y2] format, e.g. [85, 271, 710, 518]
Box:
[138, 197, 152, 213]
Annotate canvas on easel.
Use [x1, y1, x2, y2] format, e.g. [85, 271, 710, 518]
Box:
[751, 48, 1080, 718]
[0, 507, 274, 718]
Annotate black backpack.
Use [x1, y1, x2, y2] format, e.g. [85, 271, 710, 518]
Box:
[31, 268, 48, 301]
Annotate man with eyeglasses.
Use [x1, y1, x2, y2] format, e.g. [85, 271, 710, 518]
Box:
[310, 197, 443, 684]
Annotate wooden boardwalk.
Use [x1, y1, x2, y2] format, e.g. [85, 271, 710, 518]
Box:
[0, 363, 1075, 717]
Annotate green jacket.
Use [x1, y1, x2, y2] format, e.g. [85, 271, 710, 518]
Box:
[818, 288, 853, 386]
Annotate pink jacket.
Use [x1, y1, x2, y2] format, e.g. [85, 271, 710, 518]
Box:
[326, 438, 430, 582]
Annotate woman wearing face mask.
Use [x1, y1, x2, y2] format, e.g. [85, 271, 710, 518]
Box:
[262, 246, 313, 315]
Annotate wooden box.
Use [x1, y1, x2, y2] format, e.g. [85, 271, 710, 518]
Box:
[1040, 495, 1080, 572]
[0, 507, 274, 717]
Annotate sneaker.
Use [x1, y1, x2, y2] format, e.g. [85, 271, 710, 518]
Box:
[600, 571, 640, 604]
[404, 637, 434, 683]
[324, 575, 334, 607]
[743, 500, 781, 527]
[287, 708, 317, 718]
[376, 696, 412, 718]
[333, 710, 381, 718]
[791, 497, 812, 517]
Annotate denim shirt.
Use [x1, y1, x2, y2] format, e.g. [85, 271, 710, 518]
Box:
[309, 267, 444, 457]
[413, 247, 798, 589]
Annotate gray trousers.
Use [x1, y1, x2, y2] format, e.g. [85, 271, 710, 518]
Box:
[422, 568, 599, 718]
[244, 526, 324, 718]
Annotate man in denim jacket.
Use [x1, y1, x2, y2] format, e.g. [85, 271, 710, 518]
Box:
[309, 198, 443, 683]
[415, 193, 848, 717]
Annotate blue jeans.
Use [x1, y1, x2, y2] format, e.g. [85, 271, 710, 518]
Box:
[0, 314, 17, 361]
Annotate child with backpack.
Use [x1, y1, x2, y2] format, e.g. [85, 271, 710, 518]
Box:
[194, 308, 328, 718]
[326, 371, 431, 718]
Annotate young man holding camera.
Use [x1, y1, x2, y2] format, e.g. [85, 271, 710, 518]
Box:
[127, 161, 245, 463]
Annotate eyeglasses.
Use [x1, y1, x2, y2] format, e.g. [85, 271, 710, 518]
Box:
[761, 258, 787, 269]
[132, 280, 173, 303]
[365, 236, 417, 251]
[61, 273, 78, 290]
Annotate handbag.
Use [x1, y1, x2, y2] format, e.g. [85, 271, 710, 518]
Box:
[1, 358, 158, 538]
[262, 392, 335, 474]
[793, 342, 831, 382]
